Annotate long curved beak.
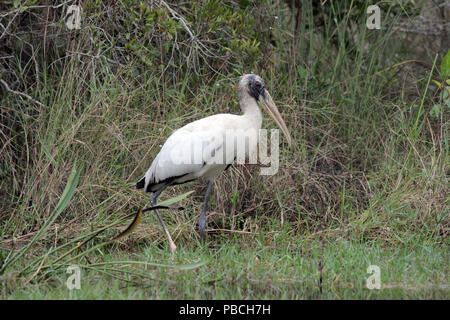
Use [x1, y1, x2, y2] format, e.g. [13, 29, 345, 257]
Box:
[260, 89, 292, 147]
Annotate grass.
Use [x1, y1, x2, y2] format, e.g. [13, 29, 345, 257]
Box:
[2, 233, 447, 299]
[0, 0, 448, 299]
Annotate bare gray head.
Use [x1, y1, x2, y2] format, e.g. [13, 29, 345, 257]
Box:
[235, 73, 292, 146]
[237, 74, 266, 102]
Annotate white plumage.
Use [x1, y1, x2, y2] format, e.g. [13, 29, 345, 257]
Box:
[142, 112, 261, 192]
[136, 74, 291, 252]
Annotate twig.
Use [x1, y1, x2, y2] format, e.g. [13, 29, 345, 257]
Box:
[0, 79, 45, 107]
[0, 2, 25, 41]
[0, 0, 74, 18]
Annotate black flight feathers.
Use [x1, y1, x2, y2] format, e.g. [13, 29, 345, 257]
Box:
[136, 176, 145, 189]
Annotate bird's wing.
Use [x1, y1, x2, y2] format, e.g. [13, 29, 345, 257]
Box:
[142, 115, 238, 191]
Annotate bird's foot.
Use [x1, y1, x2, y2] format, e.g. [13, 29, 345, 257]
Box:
[169, 241, 177, 254]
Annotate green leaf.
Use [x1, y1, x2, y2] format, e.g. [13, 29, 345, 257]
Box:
[341, 98, 355, 105]
[432, 80, 441, 89]
[297, 66, 308, 80]
[430, 104, 441, 119]
[441, 49, 450, 79]
[158, 190, 194, 206]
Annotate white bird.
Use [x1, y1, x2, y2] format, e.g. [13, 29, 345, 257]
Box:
[137, 74, 291, 252]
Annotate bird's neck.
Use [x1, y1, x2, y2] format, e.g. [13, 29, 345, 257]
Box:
[240, 96, 263, 130]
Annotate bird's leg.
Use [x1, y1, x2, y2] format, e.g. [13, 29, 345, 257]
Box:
[198, 180, 213, 241]
[150, 186, 177, 253]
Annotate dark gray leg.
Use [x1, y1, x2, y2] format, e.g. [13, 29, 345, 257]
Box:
[150, 185, 177, 252]
[198, 180, 213, 241]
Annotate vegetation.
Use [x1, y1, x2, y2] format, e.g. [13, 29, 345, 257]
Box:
[0, 0, 448, 299]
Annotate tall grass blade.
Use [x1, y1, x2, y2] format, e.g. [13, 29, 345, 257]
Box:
[0, 162, 83, 274]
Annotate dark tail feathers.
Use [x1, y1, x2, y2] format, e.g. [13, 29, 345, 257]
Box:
[136, 176, 145, 189]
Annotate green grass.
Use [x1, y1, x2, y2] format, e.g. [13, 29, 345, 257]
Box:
[2, 233, 447, 299]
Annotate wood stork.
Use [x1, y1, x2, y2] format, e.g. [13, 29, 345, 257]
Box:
[136, 74, 291, 252]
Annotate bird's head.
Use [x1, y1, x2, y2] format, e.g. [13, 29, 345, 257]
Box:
[237, 74, 292, 147]
[238, 74, 266, 102]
